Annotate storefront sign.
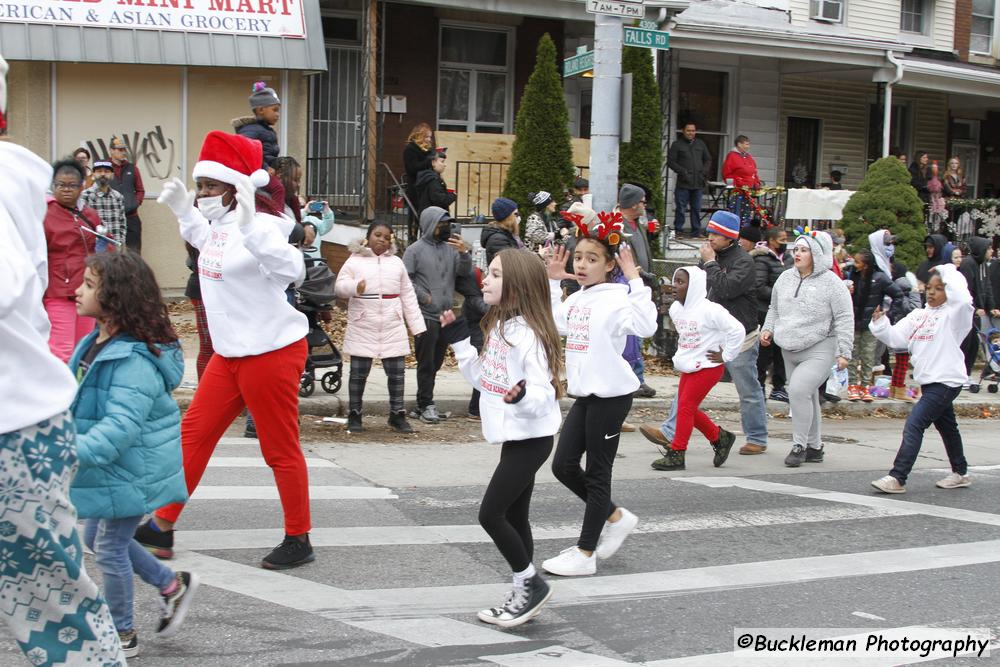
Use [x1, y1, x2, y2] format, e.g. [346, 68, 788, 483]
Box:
[0, 0, 306, 38]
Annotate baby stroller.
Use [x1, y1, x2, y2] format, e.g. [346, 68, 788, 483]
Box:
[295, 254, 343, 397]
[968, 325, 1000, 394]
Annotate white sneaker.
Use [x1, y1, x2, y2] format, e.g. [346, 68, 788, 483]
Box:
[936, 472, 971, 489]
[871, 475, 906, 494]
[542, 546, 596, 576]
[596, 508, 638, 560]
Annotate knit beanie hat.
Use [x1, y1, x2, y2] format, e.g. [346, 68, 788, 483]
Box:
[739, 225, 762, 244]
[249, 81, 281, 109]
[0, 55, 7, 135]
[707, 210, 740, 239]
[563, 201, 598, 230]
[531, 190, 553, 210]
[619, 183, 644, 208]
[192, 131, 271, 188]
[491, 197, 518, 222]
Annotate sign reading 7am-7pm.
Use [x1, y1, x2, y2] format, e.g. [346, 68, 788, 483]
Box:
[586, 0, 644, 18]
[0, 0, 306, 37]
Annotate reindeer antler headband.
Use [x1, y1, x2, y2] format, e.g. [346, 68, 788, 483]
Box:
[560, 210, 625, 246]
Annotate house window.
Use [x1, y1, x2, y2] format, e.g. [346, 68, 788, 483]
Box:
[676, 68, 728, 180]
[438, 26, 511, 133]
[900, 0, 926, 34]
[810, 0, 844, 23]
[971, 0, 995, 54]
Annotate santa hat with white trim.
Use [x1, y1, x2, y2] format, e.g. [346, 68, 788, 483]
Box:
[192, 130, 270, 188]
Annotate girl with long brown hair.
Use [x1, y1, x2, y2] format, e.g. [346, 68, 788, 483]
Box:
[440, 248, 563, 629]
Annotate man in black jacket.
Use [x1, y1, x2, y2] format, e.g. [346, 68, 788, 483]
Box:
[641, 211, 769, 464]
[414, 151, 457, 215]
[959, 236, 1000, 374]
[108, 136, 145, 253]
[750, 227, 792, 402]
[667, 122, 713, 237]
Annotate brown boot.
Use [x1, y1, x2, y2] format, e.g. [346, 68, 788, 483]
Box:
[639, 423, 671, 448]
[739, 443, 767, 455]
[889, 385, 914, 402]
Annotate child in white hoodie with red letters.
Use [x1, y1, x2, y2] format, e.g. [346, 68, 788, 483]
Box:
[870, 263, 974, 494]
[653, 266, 745, 471]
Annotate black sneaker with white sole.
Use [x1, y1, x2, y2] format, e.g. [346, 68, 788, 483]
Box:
[261, 534, 316, 570]
[118, 630, 139, 658]
[156, 571, 199, 638]
[711, 428, 736, 467]
[134, 519, 174, 560]
[477, 574, 552, 629]
[804, 445, 825, 463]
[784, 444, 806, 467]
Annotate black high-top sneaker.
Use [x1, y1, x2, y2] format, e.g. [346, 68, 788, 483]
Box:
[347, 410, 363, 433]
[388, 411, 414, 433]
[711, 428, 736, 467]
[477, 574, 552, 628]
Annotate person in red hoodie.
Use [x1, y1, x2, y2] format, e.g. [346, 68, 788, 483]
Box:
[44, 158, 101, 361]
[722, 135, 761, 224]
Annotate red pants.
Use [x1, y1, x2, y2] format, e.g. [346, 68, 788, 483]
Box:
[156, 338, 311, 535]
[44, 296, 96, 362]
[672, 365, 725, 451]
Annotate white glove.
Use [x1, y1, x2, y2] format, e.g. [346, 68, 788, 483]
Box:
[234, 175, 256, 229]
[157, 177, 195, 218]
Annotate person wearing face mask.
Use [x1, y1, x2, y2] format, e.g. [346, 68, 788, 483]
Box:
[751, 227, 792, 404]
[402, 206, 472, 424]
[136, 131, 313, 571]
[869, 229, 920, 400]
[81, 159, 127, 252]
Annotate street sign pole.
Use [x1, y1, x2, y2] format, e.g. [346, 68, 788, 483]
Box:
[589, 12, 624, 213]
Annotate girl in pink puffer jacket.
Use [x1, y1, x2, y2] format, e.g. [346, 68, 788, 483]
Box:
[335, 222, 426, 433]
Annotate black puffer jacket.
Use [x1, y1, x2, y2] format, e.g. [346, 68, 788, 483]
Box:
[233, 117, 279, 168]
[414, 169, 456, 215]
[847, 266, 904, 330]
[915, 234, 949, 285]
[701, 241, 759, 334]
[480, 225, 520, 266]
[749, 246, 791, 318]
[960, 236, 996, 313]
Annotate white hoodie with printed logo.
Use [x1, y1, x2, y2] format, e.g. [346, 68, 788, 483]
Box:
[549, 277, 658, 398]
[869, 263, 973, 388]
[450, 317, 561, 445]
[668, 266, 746, 373]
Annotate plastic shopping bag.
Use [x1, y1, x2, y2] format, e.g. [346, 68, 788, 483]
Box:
[828, 365, 849, 397]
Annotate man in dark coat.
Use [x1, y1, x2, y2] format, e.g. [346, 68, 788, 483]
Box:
[750, 227, 792, 401]
[959, 236, 1000, 373]
[108, 136, 145, 253]
[667, 122, 713, 237]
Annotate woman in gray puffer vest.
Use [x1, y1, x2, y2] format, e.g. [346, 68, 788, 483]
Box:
[762, 231, 854, 468]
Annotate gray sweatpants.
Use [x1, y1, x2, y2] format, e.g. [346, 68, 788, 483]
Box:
[782, 337, 837, 450]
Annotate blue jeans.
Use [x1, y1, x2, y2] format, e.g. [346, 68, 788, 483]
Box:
[84, 516, 175, 632]
[674, 188, 703, 234]
[889, 383, 966, 485]
[660, 343, 767, 446]
[630, 355, 646, 385]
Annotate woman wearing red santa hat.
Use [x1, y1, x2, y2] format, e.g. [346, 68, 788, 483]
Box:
[135, 131, 314, 570]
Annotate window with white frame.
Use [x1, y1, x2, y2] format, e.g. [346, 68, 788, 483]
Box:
[810, 0, 844, 23]
[438, 25, 511, 134]
[971, 0, 995, 54]
[900, 0, 928, 34]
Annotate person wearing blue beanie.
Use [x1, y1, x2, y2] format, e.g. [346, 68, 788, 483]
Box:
[492, 197, 518, 222]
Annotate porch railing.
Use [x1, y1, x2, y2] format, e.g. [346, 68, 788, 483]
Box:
[306, 155, 363, 211]
[933, 199, 1000, 243]
[453, 161, 591, 220]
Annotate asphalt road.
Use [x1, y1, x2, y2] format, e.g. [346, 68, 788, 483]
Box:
[2, 415, 999, 666]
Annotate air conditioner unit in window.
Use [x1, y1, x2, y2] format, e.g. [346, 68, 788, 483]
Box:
[810, 0, 843, 22]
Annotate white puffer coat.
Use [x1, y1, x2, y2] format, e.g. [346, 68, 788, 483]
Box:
[335, 239, 427, 359]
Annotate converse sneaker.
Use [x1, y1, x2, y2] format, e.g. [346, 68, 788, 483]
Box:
[596, 508, 638, 560]
[118, 630, 139, 658]
[156, 572, 199, 638]
[935, 472, 971, 489]
[784, 444, 806, 467]
[712, 429, 736, 468]
[871, 475, 906, 494]
[419, 404, 441, 424]
[542, 546, 596, 576]
[261, 534, 315, 570]
[651, 449, 685, 471]
[347, 410, 363, 433]
[804, 445, 825, 463]
[134, 519, 174, 560]
[388, 411, 414, 433]
[477, 574, 552, 628]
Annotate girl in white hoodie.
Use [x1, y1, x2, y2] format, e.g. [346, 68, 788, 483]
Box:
[869, 264, 974, 494]
[440, 248, 563, 629]
[651, 266, 745, 471]
[541, 210, 658, 578]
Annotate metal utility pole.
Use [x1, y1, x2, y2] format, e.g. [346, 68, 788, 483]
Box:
[588, 12, 624, 212]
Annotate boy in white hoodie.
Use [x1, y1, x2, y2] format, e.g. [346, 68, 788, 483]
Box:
[653, 266, 745, 471]
[870, 263, 974, 493]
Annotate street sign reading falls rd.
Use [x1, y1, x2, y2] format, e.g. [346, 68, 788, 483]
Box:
[623, 26, 670, 50]
[586, 0, 645, 18]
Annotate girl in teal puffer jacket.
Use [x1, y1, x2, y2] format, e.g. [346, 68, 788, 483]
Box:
[68, 251, 198, 657]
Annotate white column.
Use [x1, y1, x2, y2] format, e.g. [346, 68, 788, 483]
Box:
[588, 13, 624, 212]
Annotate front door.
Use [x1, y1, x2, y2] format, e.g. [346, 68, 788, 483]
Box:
[784, 117, 821, 188]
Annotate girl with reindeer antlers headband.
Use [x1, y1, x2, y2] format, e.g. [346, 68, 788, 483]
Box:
[540, 206, 658, 577]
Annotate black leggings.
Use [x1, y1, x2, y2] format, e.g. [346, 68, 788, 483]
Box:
[479, 436, 554, 573]
[552, 394, 632, 552]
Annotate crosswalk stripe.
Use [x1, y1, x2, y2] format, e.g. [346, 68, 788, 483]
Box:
[672, 477, 1000, 527]
[349, 618, 527, 647]
[207, 456, 339, 468]
[189, 485, 397, 500]
[176, 504, 915, 551]
[481, 645, 634, 665]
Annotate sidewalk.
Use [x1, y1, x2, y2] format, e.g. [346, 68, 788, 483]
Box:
[174, 359, 999, 419]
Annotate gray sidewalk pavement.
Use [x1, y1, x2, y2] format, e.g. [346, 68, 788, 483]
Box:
[175, 358, 1000, 419]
